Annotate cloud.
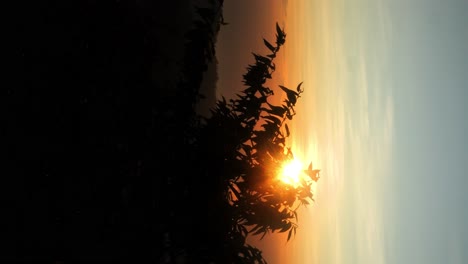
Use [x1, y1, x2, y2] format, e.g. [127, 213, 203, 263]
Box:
[263, 0, 395, 263]
[282, 0, 289, 17]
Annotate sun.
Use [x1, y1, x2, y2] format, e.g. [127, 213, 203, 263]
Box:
[278, 159, 304, 187]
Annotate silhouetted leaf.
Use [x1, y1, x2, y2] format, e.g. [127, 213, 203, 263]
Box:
[285, 123, 290, 137]
[276, 22, 286, 45]
[279, 85, 299, 105]
[261, 115, 282, 126]
[287, 229, 293, 241]
[264, 102, 287, 117]
[279, 221, 292, 232]
[253, 53, 273, 68]
[296, 81, 304, 93]
[276, 22, 284, 40]
[263, 38, 276, 53]
[249, 225, 260, 235]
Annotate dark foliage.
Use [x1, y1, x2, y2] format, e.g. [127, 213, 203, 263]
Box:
[8, 1, 317, 263]
[189, 22, 314, 264]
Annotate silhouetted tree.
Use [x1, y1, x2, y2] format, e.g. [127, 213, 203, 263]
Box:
[190, 22, 317, 264]
[11, 0, 318, 261]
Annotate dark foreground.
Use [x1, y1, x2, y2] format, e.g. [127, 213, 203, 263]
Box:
[7, 1, 227, 262]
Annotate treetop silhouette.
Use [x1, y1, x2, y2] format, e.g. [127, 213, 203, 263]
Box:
[193, 22, 319, 263]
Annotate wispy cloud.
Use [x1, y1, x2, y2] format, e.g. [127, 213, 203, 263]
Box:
[343, 52, 391, 264]
[273, 0, 395, 263]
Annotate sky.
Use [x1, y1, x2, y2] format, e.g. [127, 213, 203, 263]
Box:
[216, 0, 468, 263]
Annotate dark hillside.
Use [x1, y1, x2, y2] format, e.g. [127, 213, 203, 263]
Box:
[8, 0, 224, 262]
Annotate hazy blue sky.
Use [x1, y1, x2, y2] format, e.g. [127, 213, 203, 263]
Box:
[217, 0, 468, 263]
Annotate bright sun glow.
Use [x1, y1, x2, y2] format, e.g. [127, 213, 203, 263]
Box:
[279, 159, 304, 187]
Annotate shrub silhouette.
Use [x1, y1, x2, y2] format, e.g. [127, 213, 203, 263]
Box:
[190, 22, 317, 263]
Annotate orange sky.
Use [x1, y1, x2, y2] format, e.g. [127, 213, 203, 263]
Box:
[218, 1, 392, 263]
[216, 1, 468, 263]
[216, 0, 287, 103]
[216, 1, 314, 263]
